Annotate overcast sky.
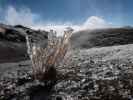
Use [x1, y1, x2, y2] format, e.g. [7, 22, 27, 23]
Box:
[0, 0, 132, 34]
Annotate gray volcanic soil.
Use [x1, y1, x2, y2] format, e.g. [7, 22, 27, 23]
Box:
[0, 44, 133, 100]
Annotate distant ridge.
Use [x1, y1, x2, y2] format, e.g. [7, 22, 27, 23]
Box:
[71, 27, 133, 49]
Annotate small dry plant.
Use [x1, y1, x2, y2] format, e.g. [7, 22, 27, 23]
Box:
[26, 29, 73, 80]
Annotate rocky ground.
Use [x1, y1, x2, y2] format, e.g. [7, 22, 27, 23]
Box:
[0, 44, 133, 100]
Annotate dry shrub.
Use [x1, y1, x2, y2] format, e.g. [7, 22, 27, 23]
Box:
[26, 29, 73, 80]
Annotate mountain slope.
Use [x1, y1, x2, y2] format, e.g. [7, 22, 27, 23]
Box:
[71, 28, 133, 49]
[0, 24, 48, 63]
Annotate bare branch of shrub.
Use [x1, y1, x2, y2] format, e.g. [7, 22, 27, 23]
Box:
[25, 29, 73, 80]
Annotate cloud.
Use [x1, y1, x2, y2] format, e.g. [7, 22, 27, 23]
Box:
[4, 6, 38, 27]
[33, 24, 80, 36]
[36, 16, 111, 35]
[0, 6, 112, 35]
[82, 16, 111, 29]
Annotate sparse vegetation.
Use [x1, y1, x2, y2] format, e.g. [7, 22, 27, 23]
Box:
[25, 30, 73, 80]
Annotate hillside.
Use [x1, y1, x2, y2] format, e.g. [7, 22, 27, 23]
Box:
[0, 43, 133, 99]
[0, 23, 133, 99]
[71, 28, 133, 49]
[1, 23, 133, 62]
[0, 24, 48, 63]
